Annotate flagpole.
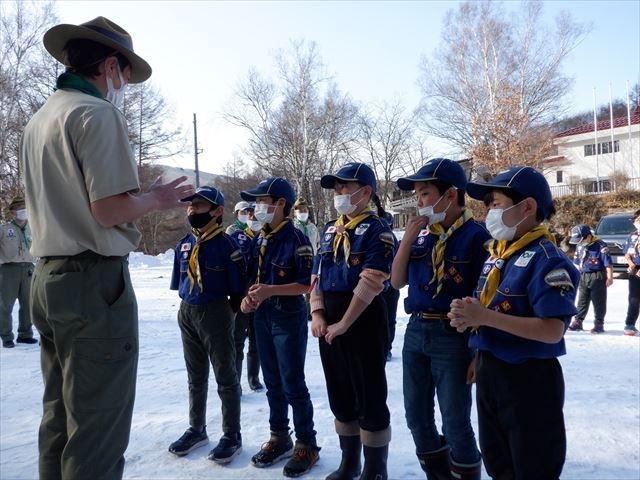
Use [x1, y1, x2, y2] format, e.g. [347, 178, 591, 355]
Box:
[627, 80, 633, 178]
[593, 87, 600, 192]
[609, 82, 615, 184]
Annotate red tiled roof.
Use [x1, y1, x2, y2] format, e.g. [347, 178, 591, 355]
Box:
[555, 105, 640, 138]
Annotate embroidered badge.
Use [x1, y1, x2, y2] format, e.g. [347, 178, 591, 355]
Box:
[544, 268, 575, 295]
[181, 243, 191, 251]
[355, 223, 370, 235]
[417, 237, 425, 245]
[514, 251, 535, 267]
[326, 226, 337, 234]
[6, 228, 16, 238]
[418, 229, 429, 237]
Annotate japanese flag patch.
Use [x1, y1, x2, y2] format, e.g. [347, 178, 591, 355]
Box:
[181, 243, 192, 252]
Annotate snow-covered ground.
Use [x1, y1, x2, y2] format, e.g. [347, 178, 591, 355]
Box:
[1, 251, 639, 480]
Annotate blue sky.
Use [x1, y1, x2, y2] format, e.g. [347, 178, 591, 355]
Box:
[54, 0, 640, 174]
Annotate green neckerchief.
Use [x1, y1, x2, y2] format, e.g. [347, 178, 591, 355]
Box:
[234, 219, 247, 231]
[54, 71, 104, 100]
[10, 220, 31, 252]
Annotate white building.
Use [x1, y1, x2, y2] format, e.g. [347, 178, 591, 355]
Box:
[545, 106, 640, 196]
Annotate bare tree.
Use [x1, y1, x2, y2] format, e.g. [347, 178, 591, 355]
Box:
[357, 99, 418, 207]
[0, 0, 57, 201]
[224, 39, 359, 225]
[417, 0, 589, 173]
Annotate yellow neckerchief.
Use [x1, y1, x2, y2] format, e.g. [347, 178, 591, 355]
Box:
[244, 227, 256, 239]
[256, 219, 289, 284]
[579, 235, 600, 265]
[479, 224, 556, 308]
[428, 208, 472, 298]
[332, 212, 372, 266]
[188, 224, 225, 293]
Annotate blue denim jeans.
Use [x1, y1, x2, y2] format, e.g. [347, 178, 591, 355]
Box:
[254, 295, 316, 444]
[402, 315, 480, 464]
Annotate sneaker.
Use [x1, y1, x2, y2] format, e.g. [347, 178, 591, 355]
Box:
[168, 427, 209, 456]
[590, 325, 604, 334]
[2, 340, 15, 348]
[248, 376, 264, 392]
[251, 431, 294, 468]
[624, 325, 639, 336]
[568, 321, 583, 331]
[16, 337, 38, 344]
[283, 441, 321, 478]
[208, 432, 242, 464]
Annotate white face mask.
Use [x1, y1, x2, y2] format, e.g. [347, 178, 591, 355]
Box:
[237, 214, 249, 225]
[296, 211, 309, 222]
[106, 64, 127, 108]
[417, 195, 450, 226]
[635, 222, 640, 232]
[249, 220, 263, 232]
[254, 203, 275, 224]
[334, 187, 363, 216]
[15, 209, 27, 221]
[485, 202, 527, 241]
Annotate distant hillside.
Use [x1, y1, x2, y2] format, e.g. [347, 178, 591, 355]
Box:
[156, 164, 222, 187]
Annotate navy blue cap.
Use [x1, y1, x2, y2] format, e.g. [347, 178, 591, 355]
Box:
[466, 166, 554, 219]
[240, 177, 295, 205]
[320, 162, 376, 191]
[569, 224, 592, 244]
[397, 158, 467, 191]
[181, 186, 225, 206]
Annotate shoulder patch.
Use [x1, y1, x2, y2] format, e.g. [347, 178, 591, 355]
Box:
[230, 249, 244, 263]
[379, 231, 395, 246]
[514, 250, 535, 267]
[544, 268, 575, 295]
[296, 245, 314, 258]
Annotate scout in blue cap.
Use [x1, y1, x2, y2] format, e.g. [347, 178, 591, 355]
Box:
[567, 223, 613, 333]
[239, 177, 319, 477]
[449, 165, 580, 479]
[170, 184, 246, 463]
[391, 158, 487, 479]
[312, 162, 396, 479]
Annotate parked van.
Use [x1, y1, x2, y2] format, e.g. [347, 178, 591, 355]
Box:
[594, 212, 636, 273]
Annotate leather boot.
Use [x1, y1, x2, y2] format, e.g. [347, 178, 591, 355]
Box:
[359, 445, 388, 480]
[450, 459, 482, 480]
[417, 437, 451, 480]
[326, 435, 362, 480]
[246, 351, 264, 391]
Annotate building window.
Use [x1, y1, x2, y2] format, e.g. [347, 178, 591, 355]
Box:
[585, 178, 612, 193]
[584, 140, 620, 156]
[556, 170, 563, 183]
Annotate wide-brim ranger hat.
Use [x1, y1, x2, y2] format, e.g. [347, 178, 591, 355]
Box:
[181, 186, 225, 206]
[320, 162, 376, 191]
[8, 196, 25, 210]
[466, 166, 554, 220]
[240, 177, 295, 205]
[397, 158, 467, 191]
[43, 16, 152, 83]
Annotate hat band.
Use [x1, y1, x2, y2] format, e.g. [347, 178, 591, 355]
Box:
[85, 24, 133, 51]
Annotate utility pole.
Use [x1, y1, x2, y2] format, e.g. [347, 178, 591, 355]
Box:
[193, 113, 203, 187]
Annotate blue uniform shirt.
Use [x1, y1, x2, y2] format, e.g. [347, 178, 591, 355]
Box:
[624, 231, 640, 266]
[470, 237, 580, 364]
[229, 228, 256, 267]
[405, 220, 491, 314]
[573, 239, 612, 272]
[313, 215, 395, 292]
[246, 220, 313, 287]
[170, 231, 246, 305]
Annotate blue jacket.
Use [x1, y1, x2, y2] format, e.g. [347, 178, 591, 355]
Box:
[246, 220, 313, 287]
[470, 237, 580, 364]
[313, 215, 395, 293]
[404, 220, 490, 314]
[573, 239, 612, 272]
[170, 231, 246, 306]
[624, 231, 640, 266]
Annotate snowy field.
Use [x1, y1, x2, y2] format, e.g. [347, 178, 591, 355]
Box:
[1, 250, 639, 480]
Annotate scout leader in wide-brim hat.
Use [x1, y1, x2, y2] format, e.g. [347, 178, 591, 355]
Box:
[43, 16, 152, 83]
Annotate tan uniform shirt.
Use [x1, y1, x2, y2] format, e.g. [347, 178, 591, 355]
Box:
[20, 89, 140, 257]
[0, 221, 35, 264]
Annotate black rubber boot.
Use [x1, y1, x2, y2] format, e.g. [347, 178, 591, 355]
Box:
[450, 459, 482, 480]
[359, 445, 388, 480]
[247, 352, 264, 391]
[325, 435, 362, 480]
[417, 437, 451, 480]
